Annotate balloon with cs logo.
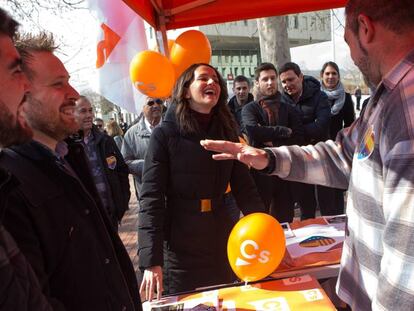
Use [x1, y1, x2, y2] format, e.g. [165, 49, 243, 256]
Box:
[227, 213, 286, 282]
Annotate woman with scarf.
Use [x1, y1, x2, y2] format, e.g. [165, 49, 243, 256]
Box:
[318, 61, 355, 215]
[320, 61, 355, 140]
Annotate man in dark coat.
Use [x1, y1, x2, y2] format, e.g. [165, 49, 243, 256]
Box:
[241, 63, 304, 222]
[0, 32, 142, 310]
[227, 75, 254, 133]
[279, 62, 331, 220]
[74, 96, 130, 229]
[0, 8, 52, 310]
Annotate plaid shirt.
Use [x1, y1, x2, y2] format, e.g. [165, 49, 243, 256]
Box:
[267, 49, 414, 310]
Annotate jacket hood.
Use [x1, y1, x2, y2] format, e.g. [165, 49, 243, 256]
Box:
[302, 75, 322, 99]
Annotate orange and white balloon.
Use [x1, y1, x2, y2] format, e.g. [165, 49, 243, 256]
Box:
[227, 213, 286, 282]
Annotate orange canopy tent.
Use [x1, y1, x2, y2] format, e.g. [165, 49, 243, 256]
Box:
[123, 0, 347, 54]
[123, 0, 347, 30]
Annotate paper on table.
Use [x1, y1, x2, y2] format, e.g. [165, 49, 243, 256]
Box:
[286, 216, 345, 259]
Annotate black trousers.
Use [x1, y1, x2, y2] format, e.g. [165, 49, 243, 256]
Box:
[251, 170, 294, 223]
[290, 182, 317, 220]
[317, 185, 345, 216]
[291, 182, 345, 219]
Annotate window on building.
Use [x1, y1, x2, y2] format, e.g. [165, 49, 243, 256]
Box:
[302, 16, 308, 30]
[320, 17, 326, 31]
[311, 16, 317, 30]
[294, 15, 299, 29]
[244, 20, 248, 26]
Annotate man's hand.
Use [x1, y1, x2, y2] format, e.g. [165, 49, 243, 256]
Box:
[200, 139, 269, 170]
[140, 266, 163, 301]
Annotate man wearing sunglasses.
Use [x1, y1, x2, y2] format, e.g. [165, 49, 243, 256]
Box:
[122, 97, 164, 199]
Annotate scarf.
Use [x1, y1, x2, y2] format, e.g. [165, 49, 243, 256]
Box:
[321, 81, 346, 116]
[258, 94, 281, 126]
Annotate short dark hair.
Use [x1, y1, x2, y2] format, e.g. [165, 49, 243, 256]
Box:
[233, 75, 250, 86]
[345, 0, 414, 34]
[0, 8, 19, 38]
[254, 63, 278, 81]
[279, 62, 302, 77]
[320, 61, 341, 79]
[15, 32, 58, 80]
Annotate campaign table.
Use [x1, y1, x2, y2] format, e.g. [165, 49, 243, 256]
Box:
[142, 215, 346, 310]
[143, 274, 336, 310]
[272, 215, 345, 280]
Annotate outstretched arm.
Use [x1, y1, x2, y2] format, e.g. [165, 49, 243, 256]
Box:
[200, 140, 269, 170]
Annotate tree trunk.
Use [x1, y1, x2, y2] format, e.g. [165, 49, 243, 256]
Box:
[257, 16, 291, 71]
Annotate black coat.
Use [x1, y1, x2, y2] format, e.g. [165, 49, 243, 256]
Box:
[227, 93, 254, 132]
[282, 76, 331, 144]
[328, 92, 355, 139]
[70, 127, 131, 222]
[0, 141, 141, 311]
[0, 167, 52, 311]
[241, 92, 304, 148]
[138, 105, 264, 295]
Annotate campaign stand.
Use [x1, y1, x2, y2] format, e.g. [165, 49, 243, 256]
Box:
[143, 274, 336, 310]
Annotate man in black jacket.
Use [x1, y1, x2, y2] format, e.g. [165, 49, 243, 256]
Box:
[279, 62, 331, 220]
[242, 63, 304, 222]
[227, 75, 254, 133]
[74, 95, 130, 230]
[0, 8, 52, 310]
[0, 31, 142, 310]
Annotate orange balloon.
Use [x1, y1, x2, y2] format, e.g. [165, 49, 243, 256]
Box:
[227, 213, 286, 282]
[150, 39, 175, 55]
[129, 50, 176, 98]
[170, 30, 212, 78]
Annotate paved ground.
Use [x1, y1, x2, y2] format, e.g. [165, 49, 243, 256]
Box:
[118, 177, 139, 273]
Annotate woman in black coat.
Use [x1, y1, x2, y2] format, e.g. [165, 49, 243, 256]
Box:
[318, 61, 355, 215]
[138, 63, 264, 299]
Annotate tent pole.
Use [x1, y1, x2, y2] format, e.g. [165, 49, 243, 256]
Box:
[152, 0, 169, 58]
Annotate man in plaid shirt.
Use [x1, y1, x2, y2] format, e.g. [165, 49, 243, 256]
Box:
[201, 0, 414, 309]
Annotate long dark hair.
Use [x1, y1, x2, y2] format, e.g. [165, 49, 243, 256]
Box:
[320, 61, 341, 79]
[172, 63, 238, 141]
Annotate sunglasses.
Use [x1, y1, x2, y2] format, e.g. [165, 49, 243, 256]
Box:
[147, 99, 163, 106]
[96, 124, 103, 128]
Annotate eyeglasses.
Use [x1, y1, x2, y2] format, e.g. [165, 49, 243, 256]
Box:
[147, 99, 163, 106]
[96, 124, 103, 128]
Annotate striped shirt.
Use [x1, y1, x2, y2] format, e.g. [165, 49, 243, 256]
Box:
[267, 49, 414, 310]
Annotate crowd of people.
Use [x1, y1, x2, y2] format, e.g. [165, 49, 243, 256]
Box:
[0, 0, 413, 310]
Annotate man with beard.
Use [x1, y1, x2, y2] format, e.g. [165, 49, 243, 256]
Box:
[74, 95, 130, 229]
[0, 8, 51, 310]
[241, 63, 303, 222]
[0, 32, 142, 310]
[122, 97, 163, 199]
[201, 0, 414, 309]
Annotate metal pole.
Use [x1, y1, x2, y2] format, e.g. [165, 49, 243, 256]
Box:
[331, 9, 336, 62]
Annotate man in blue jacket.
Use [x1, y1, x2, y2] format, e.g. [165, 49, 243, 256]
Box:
[279, 62, 331, 220]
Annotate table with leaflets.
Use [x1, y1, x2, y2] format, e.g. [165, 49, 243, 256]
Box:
[143, 215, 346, 310]
[273, 214, 346, 280]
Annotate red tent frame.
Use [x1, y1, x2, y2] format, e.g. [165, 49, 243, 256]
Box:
[123, 0, 347, 56]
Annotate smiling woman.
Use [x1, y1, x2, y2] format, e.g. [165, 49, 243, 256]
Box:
[137, 63, 265, 300]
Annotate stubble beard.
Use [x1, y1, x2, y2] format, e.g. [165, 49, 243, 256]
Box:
[0, 101, 33, 147]
[25, 96, 79, 142]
